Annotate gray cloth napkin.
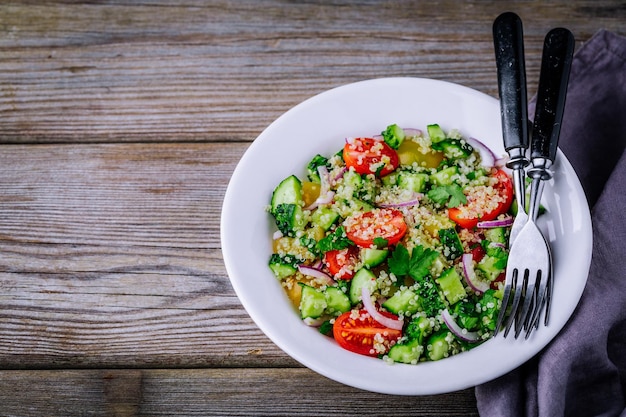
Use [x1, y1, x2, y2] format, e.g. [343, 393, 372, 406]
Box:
[475, 29, 626, 417]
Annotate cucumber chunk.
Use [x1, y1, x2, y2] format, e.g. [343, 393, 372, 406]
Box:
[349, 268, 377, 305]
[436, 267, 467, 305]
[426, 330, 451, 361]
[430, 166, 459, 186]
[311, 206, 340, 231]
[438, 228, 464, 261]
[299, 284, 327, 319]
[397, 171, 429, 193]
[361, 247, 389, 268]
[432, 138, 473, 159]
[324, 287, 351, 315]
[382, 287, 420, 316]
[426, 124, 446, 143]
[268, 253, 298, 280]
[388, 338, 422, 364]
[484, 227, 508, 246]
[271, 175, 303, 210]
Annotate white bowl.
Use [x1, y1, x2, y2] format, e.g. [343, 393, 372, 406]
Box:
[221, 77, 592, 395]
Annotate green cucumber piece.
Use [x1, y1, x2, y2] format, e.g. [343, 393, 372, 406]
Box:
[361, 247, 389, 268]
[430, 166, 459, 186]
[426, 124, 446, 143]
[397, 171, 429, 193]
[436, 267, 467, 305]
[382, 287, 420, 316]
[268, 253, 298, 280]
[349, 268, 377, 305]
[299, 284, 327, 319]
[311, 206, 340, 231]
[438, 228, 464, 261]
[426, 330, 450, 361]
[387, 338, 422, 364]
[483, 227, 508, 246]
[271, 175, 302, 210]
[324, 286, 351, 315]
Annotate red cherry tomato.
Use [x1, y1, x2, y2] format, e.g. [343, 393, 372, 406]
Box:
[344, 208, 407, 248]
[324, 247, 358, 280]
[448, 169, 514, 229]
[333, 309, 403, 357]
[343, 137, 399, 177]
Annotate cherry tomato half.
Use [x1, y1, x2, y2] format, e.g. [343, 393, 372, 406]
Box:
[333, 309, 403, 357]
[343, 137, 399, 177]
[324, 247, 358, 280]
[344, 208, 407, 248]
[448, 169, 514, 229]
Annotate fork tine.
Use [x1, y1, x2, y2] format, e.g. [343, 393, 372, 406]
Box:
[515, 269, 541, 338]
[543, 248, 554, 326]
[494, 269, 515, 335]
[524, 269, 548, 338]
[503, 268, 527, 337]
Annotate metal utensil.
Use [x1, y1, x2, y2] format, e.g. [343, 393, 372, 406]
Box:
[497, 27, 575, 338]
[492, 12, 529, 247]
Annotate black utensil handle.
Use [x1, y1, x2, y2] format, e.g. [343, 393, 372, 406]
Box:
[493, 12, 528, 152]
[531, 28, 575, 163]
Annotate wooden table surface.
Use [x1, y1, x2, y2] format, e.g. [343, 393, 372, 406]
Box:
[1, 1, 624, 415]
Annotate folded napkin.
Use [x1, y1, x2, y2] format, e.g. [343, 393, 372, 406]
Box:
[476, 30, 626, 417]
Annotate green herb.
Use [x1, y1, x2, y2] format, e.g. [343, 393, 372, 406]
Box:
[316, 226, 353, 253]
[388, 244, 410, 277]
[373, 237, 389, 249]
[388, 244, 439, 281]
[299, 236, 320, 257]
[318, 320, 334, 336]
[307, 154, 329, 182]
[408, 246, 439, 281]
[427, 184, 467, 208]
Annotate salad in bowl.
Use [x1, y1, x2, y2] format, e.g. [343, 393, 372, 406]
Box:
[267, 123, 515, 364]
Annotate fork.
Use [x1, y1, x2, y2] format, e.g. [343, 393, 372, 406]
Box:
[496, 27, 575, 338]
[492, 12, 529, 246]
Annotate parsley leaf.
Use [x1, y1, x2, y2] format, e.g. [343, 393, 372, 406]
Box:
[316, 226, 354, 253]
[388, 244, 410, 277]
[373, 237, 388, 249]
[388, 243, 439, 282]
[409, 246, 439, 281]
[427, 184, 467, 208]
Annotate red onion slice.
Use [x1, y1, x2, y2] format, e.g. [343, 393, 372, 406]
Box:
[361, 286, 404, 331]
[466, 137, 497, 168]
[441, 308, 481, 343]
[477, 216, 514, 228]
[461, 253, 490, 294]
[298, 265, 335, 286]
[305, 190, 335, 211]
[333, 166, 347, 182]
[402, 128, 423, 137]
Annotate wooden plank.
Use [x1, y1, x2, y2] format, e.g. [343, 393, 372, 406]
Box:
[0, 1, 624, 143]
[0, 368, 479, 416]
[0, 142, 299, 368]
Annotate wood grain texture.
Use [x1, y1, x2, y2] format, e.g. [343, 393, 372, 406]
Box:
[0, 143, 298, 368]
[1, 1, 625, 415]
[0, 1, 624, 143]
[0, 369, 479, 416]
